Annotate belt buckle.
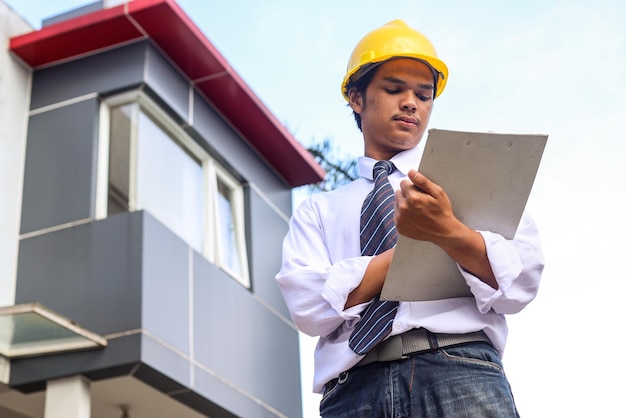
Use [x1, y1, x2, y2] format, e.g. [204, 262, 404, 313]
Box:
[376, 334, 406, 362]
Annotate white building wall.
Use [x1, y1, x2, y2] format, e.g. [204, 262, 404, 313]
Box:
[0, 1, 32, 307]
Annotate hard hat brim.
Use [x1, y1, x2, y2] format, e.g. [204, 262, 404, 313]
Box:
[341, 55, 448, 101]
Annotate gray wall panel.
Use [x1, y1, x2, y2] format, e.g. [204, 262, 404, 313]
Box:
[15, 212, 144, 335]
[248, 189, 292, 321]
[190, 366, 279, 418]
[141, 334, 191, 389]
[144, 44, 190, 123]
[20, 98, 98, 234]
[9, 334, 142, 390]
[30, 41, 146, 109]
[141, 212, 191, 355]
[192, 254, 302, 418]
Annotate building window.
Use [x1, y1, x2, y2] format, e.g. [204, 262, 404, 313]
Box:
[98, 91, 249, 287]
[213, 169, 247, 279]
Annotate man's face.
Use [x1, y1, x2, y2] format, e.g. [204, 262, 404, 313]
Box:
[349, 58, 435, 160]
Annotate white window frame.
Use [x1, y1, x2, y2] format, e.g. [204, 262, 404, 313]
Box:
[96, 90, 250, 287]
[209, 163, 249, 283]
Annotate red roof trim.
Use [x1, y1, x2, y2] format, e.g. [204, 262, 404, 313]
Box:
[9, 0, 324, 187]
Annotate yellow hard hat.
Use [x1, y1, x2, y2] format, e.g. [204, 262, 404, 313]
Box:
[341, 19, 448, 101]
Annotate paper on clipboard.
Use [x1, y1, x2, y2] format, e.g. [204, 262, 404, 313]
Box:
[380, 129, 548, 302]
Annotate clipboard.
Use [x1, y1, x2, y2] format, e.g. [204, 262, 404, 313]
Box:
[380, 129, 548, 301]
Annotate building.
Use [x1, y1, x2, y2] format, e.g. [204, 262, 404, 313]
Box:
[0, 1, 324, 417]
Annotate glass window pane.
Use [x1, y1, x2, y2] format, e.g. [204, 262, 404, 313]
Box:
[0, 303, 106, 358]
[217, 178, 242, 276]
[136, 111, 204, 251]
[108, 103, 133, 215]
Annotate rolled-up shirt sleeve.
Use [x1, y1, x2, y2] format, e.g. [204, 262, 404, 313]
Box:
[462, 211, 544, 314]
[276, 197, 370, 338]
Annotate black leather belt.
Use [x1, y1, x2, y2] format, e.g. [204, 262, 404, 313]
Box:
[357, 328, 492, 367]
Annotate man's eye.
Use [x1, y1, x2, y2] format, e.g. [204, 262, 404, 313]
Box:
[418, 94, 432, 102]
[384, 88, 400, 94]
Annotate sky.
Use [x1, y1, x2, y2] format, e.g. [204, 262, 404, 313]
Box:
[5, 0, 626, 417]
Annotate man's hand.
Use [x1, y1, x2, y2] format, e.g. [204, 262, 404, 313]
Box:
[394, 169, 461, 245]
[395, 169, 498, 289]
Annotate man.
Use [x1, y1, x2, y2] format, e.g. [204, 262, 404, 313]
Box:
[277, 20, 543, 417]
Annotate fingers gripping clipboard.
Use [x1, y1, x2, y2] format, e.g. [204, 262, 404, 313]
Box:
[381, 129, 548, 302]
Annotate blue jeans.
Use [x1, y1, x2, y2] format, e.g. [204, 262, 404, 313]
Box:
[320, 342, 519, 418]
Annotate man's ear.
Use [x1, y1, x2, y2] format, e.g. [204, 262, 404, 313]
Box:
[347, 88, 363, 113]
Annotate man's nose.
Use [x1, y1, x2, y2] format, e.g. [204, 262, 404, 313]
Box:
[400, 92, 417, 112]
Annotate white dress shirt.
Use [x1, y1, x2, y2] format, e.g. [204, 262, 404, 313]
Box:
[276, 145, 544, 394]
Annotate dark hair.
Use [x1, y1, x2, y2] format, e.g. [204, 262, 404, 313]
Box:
[345, 65, 381, 131]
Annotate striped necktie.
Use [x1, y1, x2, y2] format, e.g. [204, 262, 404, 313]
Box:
[349, 160, 400, 355]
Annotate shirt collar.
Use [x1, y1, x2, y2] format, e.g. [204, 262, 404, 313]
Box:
[358, 145, 425, 180]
